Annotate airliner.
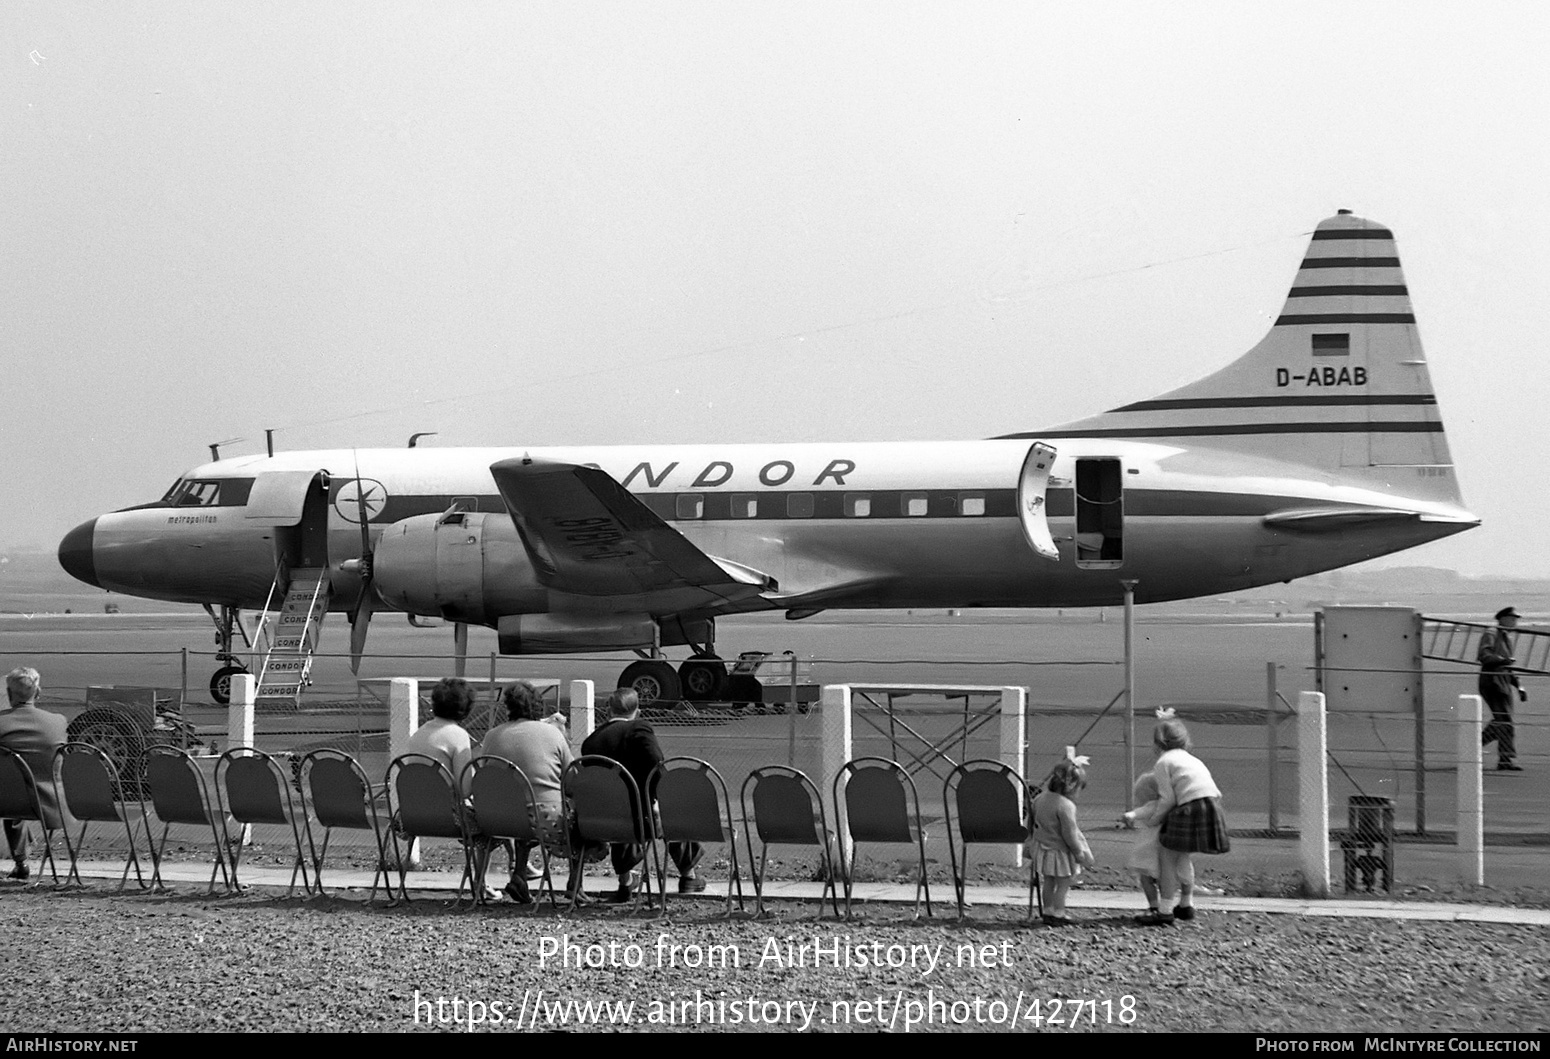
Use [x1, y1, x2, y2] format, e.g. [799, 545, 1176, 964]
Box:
[57, 211, 1477, 705]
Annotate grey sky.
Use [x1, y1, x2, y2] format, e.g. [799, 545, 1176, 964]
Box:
[4, 3, 1547, 575]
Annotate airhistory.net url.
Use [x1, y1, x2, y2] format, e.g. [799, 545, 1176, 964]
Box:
[411, 989, 1139, 1031]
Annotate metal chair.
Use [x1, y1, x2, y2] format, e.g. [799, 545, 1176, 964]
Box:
[53, 742, 150, 890]
[943, 759, 1035, 920]
[832, 757, 932, 919]
[0, 746, 61, 886]
[386, 753, 475, 905]
[298, 749, 394, 903]
[562, 756, 657, 912]
[144, 745, 233, 894]
[463, 756, 567, 910]
[648, 756, 744, 916]
[739, 765, 838, 918]
[216, 748, 314, 896]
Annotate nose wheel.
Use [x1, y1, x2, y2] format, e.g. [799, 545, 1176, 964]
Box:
[209, 664, 248, 706]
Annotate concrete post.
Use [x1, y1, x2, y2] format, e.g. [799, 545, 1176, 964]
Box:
[1457, 693, 1484, 885]
[568, 679, 595, 754]
[388, 678, 420, 762]
[227, 673, 255, 751]
[388, 678, 421, 869]
[226, 672, 257, 846]
[997, 685, 1027, 867]
[820, 685, 853, 791]
[821, 684, 854, 868]
[1298, 690, 1329, 898]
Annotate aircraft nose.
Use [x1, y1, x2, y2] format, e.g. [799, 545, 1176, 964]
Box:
[58, 518, 99, 588]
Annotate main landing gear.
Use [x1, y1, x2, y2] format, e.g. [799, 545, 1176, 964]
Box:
[202, 603, 250, 706]
[617, 651, 729, 708]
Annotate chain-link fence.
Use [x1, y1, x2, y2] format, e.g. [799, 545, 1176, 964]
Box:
[6, 619, 1544, 895]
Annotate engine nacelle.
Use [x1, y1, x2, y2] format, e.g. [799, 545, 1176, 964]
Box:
[495, 613, 714, 655]
[371, 511, 545, 625]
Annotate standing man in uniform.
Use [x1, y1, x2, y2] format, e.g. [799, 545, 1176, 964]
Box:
[1478, 607, 1527, 771]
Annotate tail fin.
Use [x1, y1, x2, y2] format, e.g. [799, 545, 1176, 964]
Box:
[1031, 211, 1464, 506]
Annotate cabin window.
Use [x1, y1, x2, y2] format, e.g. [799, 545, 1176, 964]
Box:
[676, 494, 704, 520]
[1074, 457, 1124, 568]
[844, 494, 871, 517]
[731, 494, 758, 518]
[959, 492, 986, 516]
[903, 492, 928, 517]
[788, 493, 815, 518]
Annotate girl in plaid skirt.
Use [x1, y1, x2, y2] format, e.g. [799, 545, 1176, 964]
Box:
[1137, 714, 1230, 926]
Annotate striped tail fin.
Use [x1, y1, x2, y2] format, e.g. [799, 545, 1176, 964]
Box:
[1032, 211, 1464, 507]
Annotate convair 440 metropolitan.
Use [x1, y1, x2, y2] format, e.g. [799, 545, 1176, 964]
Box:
[58, 212, 1477, 706]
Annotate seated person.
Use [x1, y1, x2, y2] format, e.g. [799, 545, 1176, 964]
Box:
[404, 677, 477, 785]
[477, 681, 574, 904]
[580, 688, 704, 900]
[0, 667, 69, 880]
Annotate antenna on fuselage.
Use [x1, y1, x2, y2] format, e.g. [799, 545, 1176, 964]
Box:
[408, 432, 437, 448]
[265, 429, 276, 457]
[207, 437, 243, 462]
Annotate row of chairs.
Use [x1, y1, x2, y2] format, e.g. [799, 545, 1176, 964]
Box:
[0, 743, 1041, 920]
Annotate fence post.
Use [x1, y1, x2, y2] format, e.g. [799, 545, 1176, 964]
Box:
[1298, 690, 1329, 897]
[1266, 662, 1280, 832]
[820, 684, 852, 790]
[1457, 693, 1484, 885]
[997, 686, 1027, 867]
[388, 677, 422, 869]
[569, 679, 595, 754]
[821, 684, 854, 869]
[228, 673, 255, 751]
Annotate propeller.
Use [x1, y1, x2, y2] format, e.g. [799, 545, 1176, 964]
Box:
[346, 452, 377, 675]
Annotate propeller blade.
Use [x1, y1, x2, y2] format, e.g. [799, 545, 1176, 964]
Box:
[349, 585, 374, 676]
[453, 622, 468, 678]
[352, 450, 373, 558]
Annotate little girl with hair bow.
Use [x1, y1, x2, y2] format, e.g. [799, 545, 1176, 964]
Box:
[1028, 748, 1096, 926]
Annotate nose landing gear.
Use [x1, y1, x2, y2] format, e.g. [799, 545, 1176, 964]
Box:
[203, 603, 251, 706]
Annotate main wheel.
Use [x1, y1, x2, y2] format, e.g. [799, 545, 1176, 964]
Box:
[618, 660, 682, 708]
[209, 665, 247, 705]
[678, 657, 728, 701]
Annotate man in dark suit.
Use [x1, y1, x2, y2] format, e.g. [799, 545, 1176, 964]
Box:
[0, 667, 69, 879]
[580, 688, 703, 900]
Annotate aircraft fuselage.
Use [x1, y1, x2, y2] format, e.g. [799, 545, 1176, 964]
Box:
[59, 437, 1476, 621]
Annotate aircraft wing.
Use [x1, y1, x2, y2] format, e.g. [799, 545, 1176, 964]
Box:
[489, 457, 775, 607]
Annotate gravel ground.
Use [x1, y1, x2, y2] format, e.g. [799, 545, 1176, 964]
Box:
[2, 883, 1547, 1033]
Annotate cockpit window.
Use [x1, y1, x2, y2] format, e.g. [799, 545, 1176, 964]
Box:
[161, 479, 185, 504]
[165, 478, 255, 507]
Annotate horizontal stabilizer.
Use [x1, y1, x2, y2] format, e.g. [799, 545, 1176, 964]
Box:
[1262, 506, 1422, 532]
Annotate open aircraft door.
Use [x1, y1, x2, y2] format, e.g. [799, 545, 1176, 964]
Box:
[244, 469, 332, 570]
[1017, 442, 1059, 562]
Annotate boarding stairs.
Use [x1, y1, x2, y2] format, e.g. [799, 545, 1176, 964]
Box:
[252, 567, 331, 710]
[1420, 617, 1550, 676]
